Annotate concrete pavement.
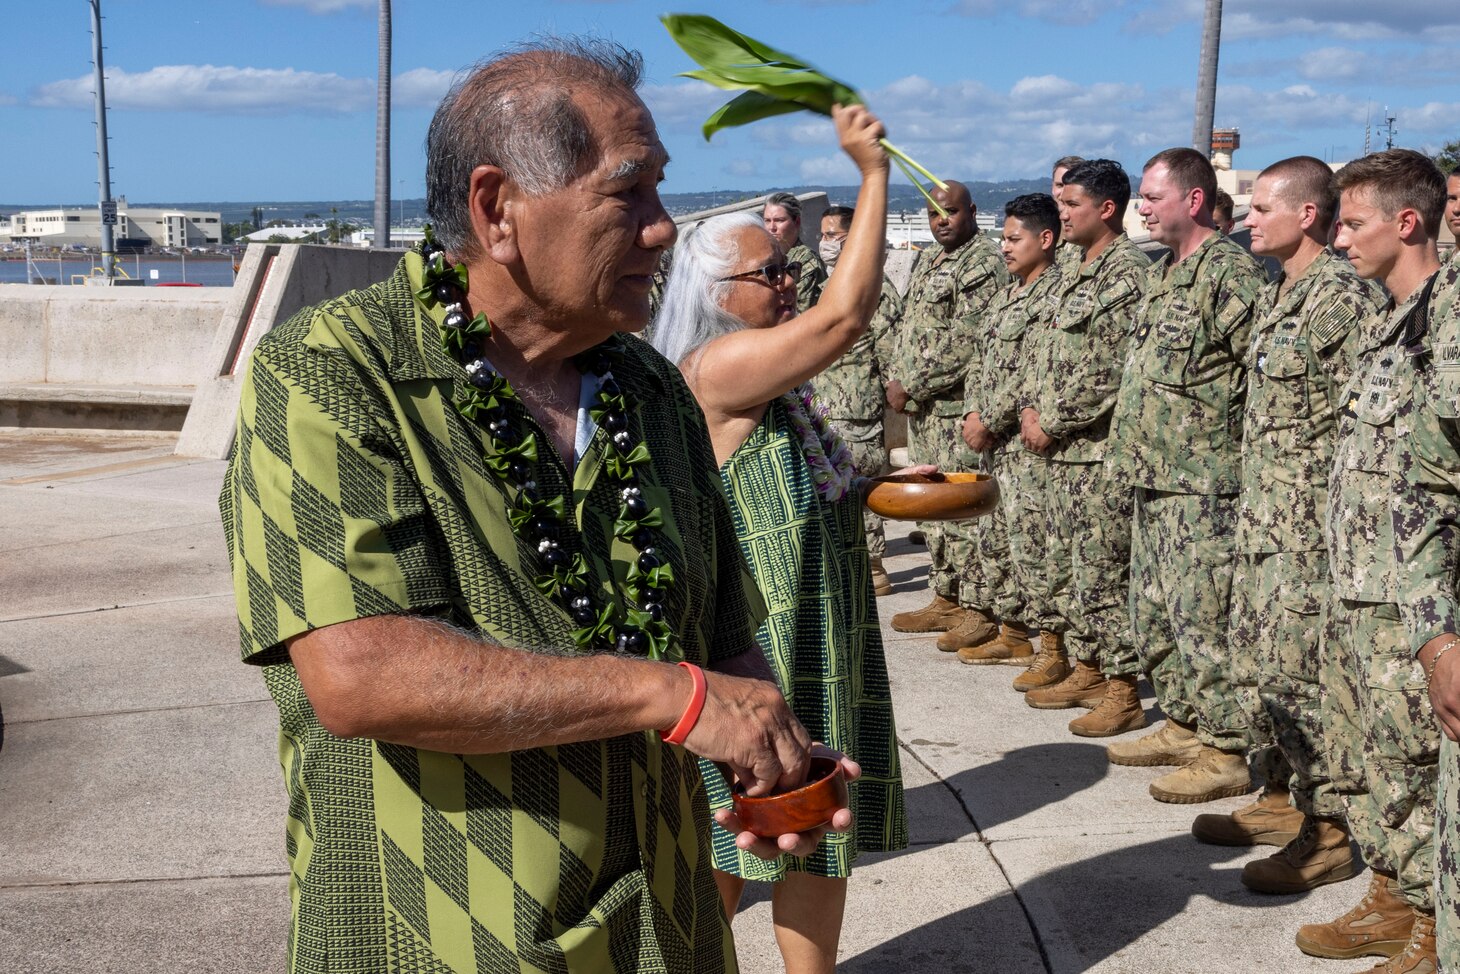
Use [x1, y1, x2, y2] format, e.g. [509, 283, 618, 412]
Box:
[0, 430, 1363, 973]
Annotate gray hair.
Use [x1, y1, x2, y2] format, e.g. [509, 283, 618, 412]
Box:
[650, 212, 766, 367]
[425, 38, 644, 258]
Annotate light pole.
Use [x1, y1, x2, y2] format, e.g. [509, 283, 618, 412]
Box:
[89, 0, 117, 279]
[373, 0, 392, 248]
[1192, 0, 1222, 158]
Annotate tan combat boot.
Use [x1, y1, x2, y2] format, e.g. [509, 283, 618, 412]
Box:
[1105, 719, 1202, 767]
[1296, 871, 1414, 960]
[938, 607, 999, 652]
[869, 557, 893, 597]
[1068, 675, 1148, 738]
[891, 592, 963, 633]
[1148, 746, 1251, 804]
[1240, 817, 1355, 893]
[1025, 659, 1106, 709]
[1357, 909, 1436, 973]
[1190, 786, 1303, 847]
[956, 620, 1033, 663]
[1010, 633, 1070, 690]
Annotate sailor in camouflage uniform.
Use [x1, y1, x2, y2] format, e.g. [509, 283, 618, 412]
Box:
[764, 192, 827, 313]
[813, 204, 901, 595]
[1102, 149, 1269, 804]
[1051, 156, 1087, 274]
[955, 194, 1063, 664]
[1189, 158, 1382, 897]
[1323, 151, 1456, 974]
[1015, 161, 1150, 740]
[885, 181, 1011, 637]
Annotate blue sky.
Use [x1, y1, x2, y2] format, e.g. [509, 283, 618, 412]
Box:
[3, 0, 1458, 205]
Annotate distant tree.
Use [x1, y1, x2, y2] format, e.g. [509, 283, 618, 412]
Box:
[266, 234, 296, 244]
[266, 218, 290, 228]
[325, 206, 358, 244]
[303, 212, 321, 220]
[1434, 139, 1460, 174]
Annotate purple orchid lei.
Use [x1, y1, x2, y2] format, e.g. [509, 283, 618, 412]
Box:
[781, 383, 856, 503]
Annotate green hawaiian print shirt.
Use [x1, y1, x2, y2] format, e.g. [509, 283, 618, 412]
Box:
[890, 233, 1010, 418]
[1386, 262, 1460, 648]
[221, 250, 765, 974]
[814, 277, 901, 422]
[1026, 234, 1149, 463]
[966, 264, 1064, 453]
[1237, 249, 1382, 554]
[1106, 231, 1267, 493]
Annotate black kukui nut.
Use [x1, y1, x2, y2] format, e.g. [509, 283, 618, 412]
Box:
[571, 605, 598, 626]
[508, 461, 531, 485]
[432, 281, 457, 304]
[468, 369, 497, 389]
[623, 495, 649, 519]
[529, 515, 556, 538]
[643, 601, 665, 623]
[637, 550, 661, 572]
[631, 528, 655, 550]
[541, 546, 569, 569]
[616, 629, 648, 654]
[600, 376, 622, 397]
[602, 411, 627, 432]
[443, 309, 468, 330]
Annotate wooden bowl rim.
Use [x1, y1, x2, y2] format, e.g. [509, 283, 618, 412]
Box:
[732, 756, 842, 804]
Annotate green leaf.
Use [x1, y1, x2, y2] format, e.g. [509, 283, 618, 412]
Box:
[661, 14, 808, 73]
[701, 91, 805, 140]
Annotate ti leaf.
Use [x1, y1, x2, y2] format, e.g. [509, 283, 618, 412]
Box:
[702, 91, 804, 142]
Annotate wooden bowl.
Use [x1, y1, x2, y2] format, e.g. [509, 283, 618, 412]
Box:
[731, 756, 848, 838]
[863, 471, 999, 521]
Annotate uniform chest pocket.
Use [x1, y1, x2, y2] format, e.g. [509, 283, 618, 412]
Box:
[1427, 346, 1460, 420]
[1144, 311, 1198, 386]
[1346, 388, 1399, 473]
[1056, 293, 1095, 332]
[921, 271, 955, 305]
[1253, 343, 1309, 419]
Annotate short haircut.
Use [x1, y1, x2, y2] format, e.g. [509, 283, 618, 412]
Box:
[1258, 155, 1338, 229]
[1062, 159, 1132, 214]
[1144, 147, 1218, 213]
[1213, 189, 1234, 218]
[1053, 155, 1086, 175]
[426, 38, 644, 258]
[823, 204, 855, 231]
[765, 192, 802, 224]
[1334, 149, 1446, 235]
[1004, 193, 1060, 245]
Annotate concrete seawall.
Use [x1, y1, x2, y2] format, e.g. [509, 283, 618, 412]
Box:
[0, 285, 228, 429]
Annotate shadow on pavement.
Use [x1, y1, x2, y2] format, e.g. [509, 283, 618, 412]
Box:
[930, 741, 1112, 837]
[842, 832, 1312, 973]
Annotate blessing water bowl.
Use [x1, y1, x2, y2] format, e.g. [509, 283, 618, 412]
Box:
[863, 471, 999, 521]
[732, 756, 848, 838]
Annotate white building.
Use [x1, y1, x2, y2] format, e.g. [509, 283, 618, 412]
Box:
[0, 198, 222, 249]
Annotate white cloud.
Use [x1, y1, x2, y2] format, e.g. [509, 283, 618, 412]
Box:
[639, 81, 732, 128]
[0, 91, 17, 107]
[726, 158, 759, 177]
[954, 0, 1127, 25]
[28, 64, 468, 115]
[1123, 0, 1460, 39]
[798, 153, 859, 184]
[392, 68, 457, 108]
[31, 64, 372, 114]
[259, 0, 373, 12]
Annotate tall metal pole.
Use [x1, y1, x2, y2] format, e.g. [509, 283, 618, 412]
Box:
[1192, 0, 1222, 158]
[89, 0, 116, 278]
[373, 0, 391, 249]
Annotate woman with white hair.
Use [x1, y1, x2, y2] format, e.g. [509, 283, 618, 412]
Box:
[651, 104, 920, 974]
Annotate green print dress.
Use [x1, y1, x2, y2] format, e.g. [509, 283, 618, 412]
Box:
[702, 393, 908, 880]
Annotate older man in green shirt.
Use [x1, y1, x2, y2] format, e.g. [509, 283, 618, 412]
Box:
[222, 41, 848, 974]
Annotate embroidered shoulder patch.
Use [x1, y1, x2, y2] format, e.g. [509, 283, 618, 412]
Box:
[1310, 299, 1358, 348]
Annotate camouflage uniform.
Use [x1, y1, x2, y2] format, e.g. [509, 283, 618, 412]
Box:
[889, 234, 1010, 603]
[817, 278, 902, 560]
[1106, 232, 1266, 752]
[1234, 250, 1378, 814]
[964, 265, 1064, 626]
[1030, 234, 1148, 672]
[786, 242, 827, 314]
[1324, 266, 1459, 912]
[1384, 262, 1460, 934]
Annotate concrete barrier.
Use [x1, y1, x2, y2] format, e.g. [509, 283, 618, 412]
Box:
[0, 283, 228, 430]
[175, 243, 404, 458]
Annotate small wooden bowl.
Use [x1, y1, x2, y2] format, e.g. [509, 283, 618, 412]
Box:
[863, 471, 999, 521]
[731, 756, 848, 838]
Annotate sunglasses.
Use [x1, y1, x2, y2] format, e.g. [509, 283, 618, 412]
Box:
[718, 259, 801, 288]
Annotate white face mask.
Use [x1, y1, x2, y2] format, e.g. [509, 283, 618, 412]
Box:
[819, 236, 844, 268]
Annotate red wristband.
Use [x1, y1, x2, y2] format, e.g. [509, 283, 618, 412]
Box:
[659, 661, 707, 746]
